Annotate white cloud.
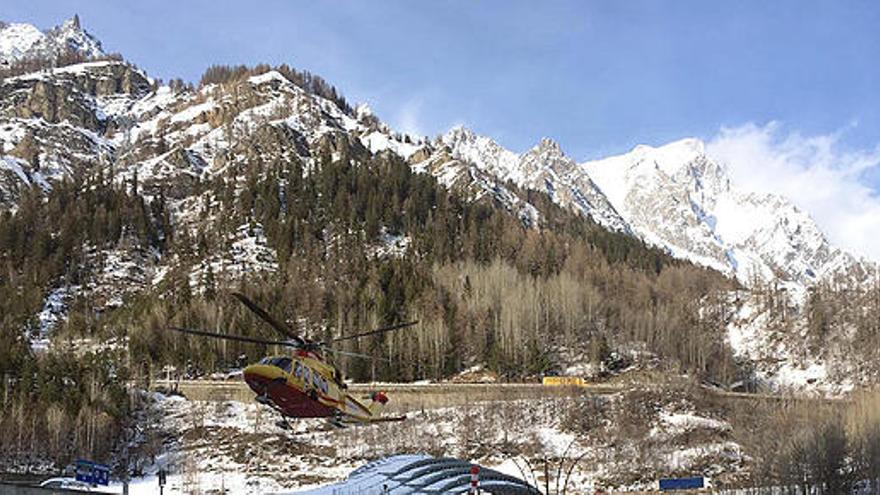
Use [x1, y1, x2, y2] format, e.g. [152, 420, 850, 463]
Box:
[392, 95, 426, 138]
[707, 122, 880, 261]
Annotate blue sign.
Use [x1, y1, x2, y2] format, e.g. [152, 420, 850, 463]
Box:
[659, 477, 705, 490]
[93, 464, 110, 486]
[74, 460, 111, 486]
[74, 460, 92, 484]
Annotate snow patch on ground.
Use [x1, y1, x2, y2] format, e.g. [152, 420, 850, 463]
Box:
[370, 229, 411, 259]
[189, 223, 279, 292]
[31, 286, 73, 352]
[658, 411, 730, 435]
[726, 289, 852, 394]
[361, 131, 421, 159]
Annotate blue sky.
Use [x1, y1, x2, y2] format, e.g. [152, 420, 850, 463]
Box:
[7, 1, 878, 157]
[6, 1, 880, 258]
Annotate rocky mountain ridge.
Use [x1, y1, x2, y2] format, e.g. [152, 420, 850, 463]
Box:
[0, 15, 104, 65]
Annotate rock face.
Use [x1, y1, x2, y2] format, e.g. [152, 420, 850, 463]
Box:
[515, 137, 629, 233]
[0, 58, 152, 207]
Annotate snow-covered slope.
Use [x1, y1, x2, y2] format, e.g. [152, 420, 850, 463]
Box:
[111, 386, 747, 494]
[0, 16, 104, 65]
[582, 139, 861, 285]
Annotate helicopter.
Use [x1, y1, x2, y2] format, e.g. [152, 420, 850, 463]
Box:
[170, 292, 417, 428]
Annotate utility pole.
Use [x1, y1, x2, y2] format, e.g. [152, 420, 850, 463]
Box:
[158, 469, 166, 495]
[544, 457, 550, 495]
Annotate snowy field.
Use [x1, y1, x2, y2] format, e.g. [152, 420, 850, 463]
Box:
[90, 382, 749, 494]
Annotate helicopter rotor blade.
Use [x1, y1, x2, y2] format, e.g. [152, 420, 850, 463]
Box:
[323, 347, 392, 363]
[169, 326, 301, 348]
[328, 321, 419, 344]
[230, 292, 305, 345]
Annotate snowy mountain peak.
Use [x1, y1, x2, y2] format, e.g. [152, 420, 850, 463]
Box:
[441, 125, 478, 146]
[582, 140, 864, 285]
[0, 16, 104, 65]
[0, 23, 45, 62]
[65, 15, 81, 30]
[520, 138, 572, 176]
[49, 15, 103, 57]
[440, 126, 520, 180]
[355, 102, 374, 120]
[534, 136, 563, 154]
[627, 137, 709, 177]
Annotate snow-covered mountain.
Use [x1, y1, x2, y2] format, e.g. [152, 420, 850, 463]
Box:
[0, 15, 104, 65]
[581, 138, 863, 285]
[407, 128, 879, 391]
[0, 17, 861, 290]
[439, 127, 630, 233]
[426, 127, 867, 287]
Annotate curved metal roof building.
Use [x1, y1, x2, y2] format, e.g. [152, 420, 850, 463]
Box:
[291, 454, 540, 494]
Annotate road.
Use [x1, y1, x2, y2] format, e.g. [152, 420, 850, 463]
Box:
[151, 379, 823, 414]
[153, 379, 620, 413]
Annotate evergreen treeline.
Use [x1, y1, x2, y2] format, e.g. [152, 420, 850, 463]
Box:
[0, 50, 124, 80]
[0, 172, 164, 468]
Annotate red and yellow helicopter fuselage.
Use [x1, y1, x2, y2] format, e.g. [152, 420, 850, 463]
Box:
[170, 291, 412, 426]
[243, 351, 392, 423]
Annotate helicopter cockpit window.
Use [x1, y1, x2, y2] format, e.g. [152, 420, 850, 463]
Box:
[294, 361, 303, 378]
[270, 357, 292, 373]
[259, 357, 271, 365]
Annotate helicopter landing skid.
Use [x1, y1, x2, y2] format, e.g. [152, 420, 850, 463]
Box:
[327, 418, 348, 429]
[327, 412, 349, 429]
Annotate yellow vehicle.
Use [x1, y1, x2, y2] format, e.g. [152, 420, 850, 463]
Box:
[171, 293, 415, 427]
[542, 376, 586, 387]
